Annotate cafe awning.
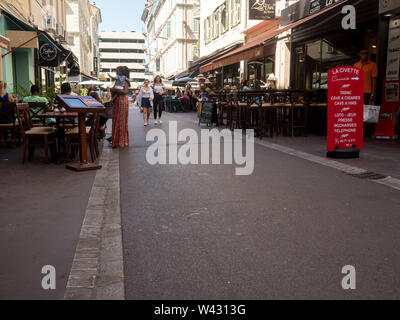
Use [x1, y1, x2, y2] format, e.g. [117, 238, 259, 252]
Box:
[208, 0, 350, 71]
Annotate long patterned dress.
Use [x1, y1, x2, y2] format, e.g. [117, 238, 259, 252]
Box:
[112, 94, 129, 147]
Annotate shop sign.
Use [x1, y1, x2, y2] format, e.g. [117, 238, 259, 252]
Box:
[327, 66, 364, 152]
[93, 57, 98, 72]
[0, 35, 10, 51]
[280, 0, 345, 26]
[309, 0, 345, 15]
[386, 18, 400, 79]
[249, 0, 276, 20]
[39, 43, 58, 61]
[6, 30, 38, 49]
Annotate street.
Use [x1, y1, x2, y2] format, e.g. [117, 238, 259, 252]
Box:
[120, 109, 400, 299]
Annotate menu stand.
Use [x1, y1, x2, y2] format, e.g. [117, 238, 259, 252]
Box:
[55, 95, 105, 171]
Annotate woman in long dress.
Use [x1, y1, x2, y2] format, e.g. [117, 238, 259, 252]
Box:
[110, 66, 130, 148]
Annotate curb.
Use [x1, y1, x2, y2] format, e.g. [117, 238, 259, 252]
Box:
[64, 131, 125, 300]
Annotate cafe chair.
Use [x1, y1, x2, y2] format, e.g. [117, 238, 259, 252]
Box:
[260, 93, 277, 138]
[271, 91, 292, 136]
[28, 102, 49, 127]
[16, 104, 57, 163]
[65, 113, 100, 162]
[0, 102, 18, 147]
[288, 91, 308, 137]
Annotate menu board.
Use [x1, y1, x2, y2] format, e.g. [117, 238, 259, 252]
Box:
[56, 95, 105, 112]
[327, 66, 364, 152]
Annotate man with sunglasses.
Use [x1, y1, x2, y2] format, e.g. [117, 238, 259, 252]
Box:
[354, 48, 377, 104]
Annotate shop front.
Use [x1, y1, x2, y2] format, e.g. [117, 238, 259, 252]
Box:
[0, 7, 75, 95]
[374, 1, 400, 140]
[289, 0, 379, 91]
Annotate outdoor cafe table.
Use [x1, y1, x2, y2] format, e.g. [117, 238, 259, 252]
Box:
[36, 112, 78, 162]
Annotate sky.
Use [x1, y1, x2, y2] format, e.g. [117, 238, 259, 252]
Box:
[94, 0, 147, 33]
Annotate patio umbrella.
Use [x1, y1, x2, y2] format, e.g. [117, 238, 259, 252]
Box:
[78, 80, 106, 86]
[172, 77, 197, 87]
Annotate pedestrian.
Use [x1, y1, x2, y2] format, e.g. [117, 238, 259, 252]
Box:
[354, 48, 377, 104]
[136, 79, 154, 126]
[61, 82, 78, 95]
[151, 75, 166, 124]
[110, 66, 130, 148]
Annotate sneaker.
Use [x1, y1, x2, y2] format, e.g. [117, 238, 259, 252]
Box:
[144, 122, 148, 126]
[154, 119, 158, 124]
[159, 119, 162, 124]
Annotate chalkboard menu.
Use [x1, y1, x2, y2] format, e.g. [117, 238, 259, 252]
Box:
[198, 101, 214, 126]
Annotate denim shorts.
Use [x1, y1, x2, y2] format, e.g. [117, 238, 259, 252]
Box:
[141, 97, 151, 108]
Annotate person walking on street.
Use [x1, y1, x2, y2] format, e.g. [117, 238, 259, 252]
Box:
[137, 79, 154, 126]
[110, 66, 130, 148]
[151, 75, 166, 124]
[354, 48, 377, 104]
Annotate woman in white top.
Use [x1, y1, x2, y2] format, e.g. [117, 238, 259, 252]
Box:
[136, 79, 154, 126]
[151, 75, 166, 124]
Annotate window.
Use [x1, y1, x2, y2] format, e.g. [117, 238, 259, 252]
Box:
[220, 2, 228, 34]
[192, 19, 199, 34]
[156, 58, 160, 72]
[101, 58, 145, 63]
[212, 9, 219, 39]
[167, 20, 171, 38]
[204, 17, 211, 44]
[230, 0, 241, 27]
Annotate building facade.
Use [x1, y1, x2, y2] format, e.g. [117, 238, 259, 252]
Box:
[65, 0, 95, 81]
[0, 0, 71, 93]
[142, 0, 200, 80]
[99, 31, 146, 89]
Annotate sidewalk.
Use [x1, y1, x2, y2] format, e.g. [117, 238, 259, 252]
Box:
[0, 138, 101, 299]
[264, 135, 400, 180]
[173, 111, 400, 180]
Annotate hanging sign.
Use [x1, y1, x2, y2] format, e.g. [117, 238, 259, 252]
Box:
[39, 43, 58, 61]
[249, 0, 276, 20]
[327, 66, 364, 157]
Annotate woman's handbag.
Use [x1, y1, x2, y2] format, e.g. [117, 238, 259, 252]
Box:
[104, 101, 113, 119]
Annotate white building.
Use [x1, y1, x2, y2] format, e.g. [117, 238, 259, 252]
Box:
[198, 0, 296, 89]
[65, 0, 95, 81]
[99, 31, 146, 89]
[142, 0, 200, 80]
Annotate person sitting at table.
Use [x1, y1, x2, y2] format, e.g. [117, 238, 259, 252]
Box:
[0, 81, 15, 147]
[61, 82, 78, 96]
[22, 85, 55, 125]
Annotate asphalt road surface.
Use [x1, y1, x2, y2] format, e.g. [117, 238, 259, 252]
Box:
[120, 108, 400, 299]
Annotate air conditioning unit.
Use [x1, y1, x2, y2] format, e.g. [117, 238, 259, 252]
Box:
[327, 46, 337, 54]
[43, 15, 56, 31]
[56, 24, 64, 37]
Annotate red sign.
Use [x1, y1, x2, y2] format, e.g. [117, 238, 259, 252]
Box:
[374, 78, 400, 140]
[327, 66, 364, 152]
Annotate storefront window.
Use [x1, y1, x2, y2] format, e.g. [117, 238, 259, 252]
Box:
[293, 20, 377, 90]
